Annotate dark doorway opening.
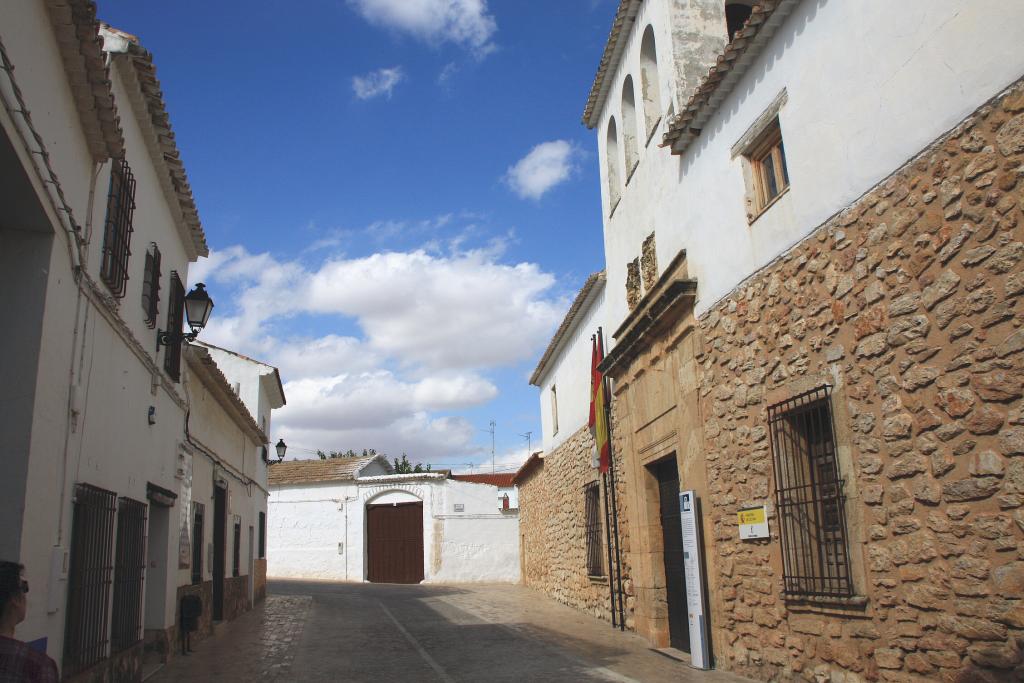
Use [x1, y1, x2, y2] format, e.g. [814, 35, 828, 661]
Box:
[651, 458, 689, 651]
[366, 501, 424, 584]
[213, 487, 226, 620]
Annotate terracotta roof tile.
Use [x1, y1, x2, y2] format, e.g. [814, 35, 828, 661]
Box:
[661, 0, 799, 154]
[529, 271, 605, 386]
[268, 456, 389, 486]
[451, 473, 517, 487]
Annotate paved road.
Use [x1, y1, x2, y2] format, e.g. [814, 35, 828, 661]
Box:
[148, 580, 751, 682]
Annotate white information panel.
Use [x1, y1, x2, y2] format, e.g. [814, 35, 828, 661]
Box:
[679, 491, 710, 670]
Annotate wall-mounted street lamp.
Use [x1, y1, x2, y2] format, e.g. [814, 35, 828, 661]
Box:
[275, 438, 287, 462]
[157, 283, 215, 350]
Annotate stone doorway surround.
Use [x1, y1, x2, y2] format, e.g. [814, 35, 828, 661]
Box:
[600, 250, 717, 653]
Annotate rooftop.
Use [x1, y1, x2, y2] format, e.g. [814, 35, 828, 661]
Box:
[451, 473, 517, 488]
[529, 271, 605, 386]
[268, 455, 390, 487]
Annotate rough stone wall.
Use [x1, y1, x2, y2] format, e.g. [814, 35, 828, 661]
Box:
[696, 81, 1024, 681]
[254, 559, 267, 603]
[519, 424, 635, 627]
[223, 575, 250, 622]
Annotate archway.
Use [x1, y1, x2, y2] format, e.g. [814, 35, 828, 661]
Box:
[365, 490, 424, 584]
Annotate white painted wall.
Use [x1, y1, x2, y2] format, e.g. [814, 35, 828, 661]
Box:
[595, 0, 1024, 342]
[268, 475, 519, 584]
[0, 5, 204, 668]
[536, 283, 606, 453]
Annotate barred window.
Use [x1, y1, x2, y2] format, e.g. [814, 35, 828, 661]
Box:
[584, 482, 603, 577]
[163, 272, 185, 382]
[64, 484, 117, 675]
[111, 497, 147, 653]
[140, 244, 162, 328]
[768, 385, 854, 599]
[100, 158, 136, 298]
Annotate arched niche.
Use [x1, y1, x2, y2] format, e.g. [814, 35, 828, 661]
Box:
[606, 116, 621, 212]
[621, 75, 639, 177]
[639, 25, 662, 139]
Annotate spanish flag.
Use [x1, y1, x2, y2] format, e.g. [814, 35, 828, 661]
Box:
[590, 331, 610, 474]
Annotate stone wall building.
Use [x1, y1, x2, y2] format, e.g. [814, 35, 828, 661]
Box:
[524, 0, 1024, 679]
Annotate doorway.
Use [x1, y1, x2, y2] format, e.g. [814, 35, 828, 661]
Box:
[652, 458, 689, 651]
[212, 487, 226, 621]
[366, 502, 424, 584]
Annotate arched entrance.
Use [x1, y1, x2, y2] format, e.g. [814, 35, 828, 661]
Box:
[365, 491, 424, 584]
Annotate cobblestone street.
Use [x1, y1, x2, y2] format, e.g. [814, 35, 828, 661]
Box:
[147, 581, 752, 682]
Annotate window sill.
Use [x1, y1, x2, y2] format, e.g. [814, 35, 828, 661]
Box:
[784, 593, 868, 609]
[747, 185, 790, 225]
[588, 575, 609, 584]
[625, 159, 639, 185]
[644, 116, 662, 148]
[609, 197, 621, 218]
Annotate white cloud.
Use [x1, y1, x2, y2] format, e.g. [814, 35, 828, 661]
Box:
[437, 61, 459, 85]
[348, 0, 497, 57]
[352, 66, 405, 100]
[190, 238, 566, 464]
[504, 140, 577, 200]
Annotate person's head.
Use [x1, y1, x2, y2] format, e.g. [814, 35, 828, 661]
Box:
[0, 561, 27, 626]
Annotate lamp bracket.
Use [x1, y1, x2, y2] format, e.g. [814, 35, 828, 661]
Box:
[156, 328, 199, 352]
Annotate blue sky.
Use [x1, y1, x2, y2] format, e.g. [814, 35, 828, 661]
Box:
[99, 0, 617, 470]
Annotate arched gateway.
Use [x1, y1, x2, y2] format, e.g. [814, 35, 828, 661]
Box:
[365, 490, 424, 584]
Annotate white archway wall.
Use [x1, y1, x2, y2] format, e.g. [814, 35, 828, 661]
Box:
[639, 25, 661, 138]
[605, 117, 621, 211]
[621, 76, 639, 178]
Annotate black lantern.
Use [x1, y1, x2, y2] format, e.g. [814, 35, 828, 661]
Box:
[157, 283, 215, 350]
[275, 438, 287, 462]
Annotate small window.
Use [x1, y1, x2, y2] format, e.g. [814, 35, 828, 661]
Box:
[163, 272, 185, 382]
[744, 119, 789, 221]
[191, 502, 204, 585]
[140, 243, 162, 328]
[584, 482, 603, 577]
[768, 385, 854, 599]
[726, 1, 755, 42]
[550, 384, 559, 435]
[100, 158, 136, 298]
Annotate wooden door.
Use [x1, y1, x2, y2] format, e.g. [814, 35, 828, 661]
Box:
[367, 502, 424, 584]
[213, 487, 226, 620]
[654, 458, 690, 651]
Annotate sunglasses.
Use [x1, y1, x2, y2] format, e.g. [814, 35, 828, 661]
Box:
[20, 580, 28, 594]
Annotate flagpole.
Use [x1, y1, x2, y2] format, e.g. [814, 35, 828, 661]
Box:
[595, 336, 618, 628]
[600, 327, 626, 631]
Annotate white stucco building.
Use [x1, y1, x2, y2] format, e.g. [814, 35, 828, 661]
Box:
[529, 271, 606, 453]
[0, 4, 281, 681]
[268, 458, 520, 584]
[590, 0, 1024, 335]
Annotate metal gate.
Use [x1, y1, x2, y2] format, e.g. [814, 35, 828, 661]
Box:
[111, 497, 148, 653]
[366, 502, 424, 584]
[64, 483, 117, 675]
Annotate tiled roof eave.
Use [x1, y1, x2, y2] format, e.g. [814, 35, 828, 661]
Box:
[661, 0, 800, 156]
[184, 345, 267, 445]
[44, 0, 123, 160]
[582, 0, 643, 129]
[529, 271, 606, 387]
[103, 32, 208, 259]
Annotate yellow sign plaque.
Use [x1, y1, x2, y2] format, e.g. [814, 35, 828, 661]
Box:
[737, 508, 766, 525]
[737, 505, 769, 540]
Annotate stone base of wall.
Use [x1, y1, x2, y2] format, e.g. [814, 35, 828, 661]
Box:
[254, 559, 267, 603]
[695, 79, 1024, 681]
[64, 642, 142, 683]
[519, 425, 634, 628]
[223, 575, 250, 622]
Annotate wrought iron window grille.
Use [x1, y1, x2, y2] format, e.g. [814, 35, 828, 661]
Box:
[64, 484, 117, 675]
[111, 497, 148, 653]
[584, 482, 604, 577]
[100, 158, 136, 298]
[768, 385, 854, 599]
